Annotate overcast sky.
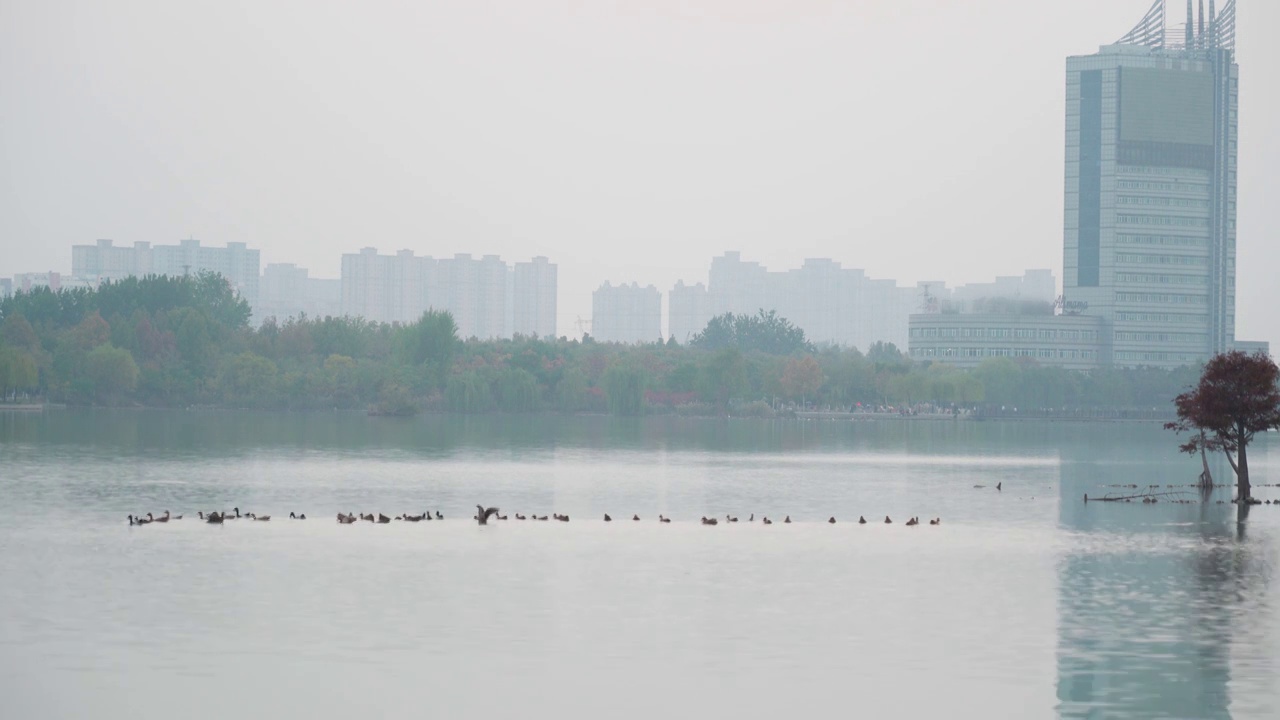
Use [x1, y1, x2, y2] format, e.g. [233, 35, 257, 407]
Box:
[2, 0, 1277, 344]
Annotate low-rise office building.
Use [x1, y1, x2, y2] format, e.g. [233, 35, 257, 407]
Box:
[908, 314, 1107, 370]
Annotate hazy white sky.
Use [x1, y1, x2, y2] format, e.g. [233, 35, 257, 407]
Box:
[2, 0, 1277, 344]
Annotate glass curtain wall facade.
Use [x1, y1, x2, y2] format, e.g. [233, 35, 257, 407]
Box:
[1064, 0, 1237, 368]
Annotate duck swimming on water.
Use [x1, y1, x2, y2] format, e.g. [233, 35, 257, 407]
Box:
[858, 516, 867, 524]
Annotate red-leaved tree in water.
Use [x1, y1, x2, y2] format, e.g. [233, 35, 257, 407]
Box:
[1166, 351, 1280, 502]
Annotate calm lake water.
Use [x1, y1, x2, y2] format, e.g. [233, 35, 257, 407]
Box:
[1, 410, 1278, 719]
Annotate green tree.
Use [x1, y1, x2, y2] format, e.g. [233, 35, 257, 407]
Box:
[690, 310, 812, 354]
[699, 347, 748, 411]
[217, 352, 279, 408]
[0, 347, 39, 400]
[84, 344, 139, 404]
[779, 355, 824, 405]
[603, 362, 647, 416]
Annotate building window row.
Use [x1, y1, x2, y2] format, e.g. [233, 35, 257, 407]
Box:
[909, 327, 1097, 341]
[1116, 215, 1210, 228]
[1114, 351, 1203, 364]
[912, 347, 1094, 361]
[1115, 234, 1208, 247]
[1115, 292, 1207, 305]
[1114, 331, 1206, 344]
[1116, 180, 1209, 193]
[1114, 254, 1208, 266]
[1117, 196, 1210, 209]
[1114, 312, 1207, 325]
[1117, 166, 1211, 179]
[1114, 273, 1208, 286]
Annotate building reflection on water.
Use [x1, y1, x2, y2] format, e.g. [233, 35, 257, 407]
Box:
[1055, 436, 1272, 719]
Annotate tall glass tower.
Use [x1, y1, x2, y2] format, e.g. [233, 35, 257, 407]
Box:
[1064, 0, 1238, 368]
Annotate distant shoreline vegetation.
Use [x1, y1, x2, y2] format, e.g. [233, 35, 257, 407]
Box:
[1, 273, 1200, 417]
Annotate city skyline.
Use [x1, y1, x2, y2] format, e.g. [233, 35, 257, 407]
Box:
[2, 1, 1277, 347]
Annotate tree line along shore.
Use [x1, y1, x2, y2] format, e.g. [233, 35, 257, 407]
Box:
[0, 273, 1201, 416]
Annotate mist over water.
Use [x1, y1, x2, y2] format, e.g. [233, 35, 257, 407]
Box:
[1, 412, 1278, 718]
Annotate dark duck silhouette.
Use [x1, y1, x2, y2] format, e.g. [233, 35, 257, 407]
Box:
[884, 516, 893, 524]
[603, 514, 612, 522]
[700, 517, 718, 526]
[659, 515, 671, 523]
[762, 517, 773, 525]
[929, 518, 941, 525]
[515, 513, 527, 520]
[475, 505, 500, 525]
[858, 516, 867, 525]
[632, 514, 640, 521]
[377, 513, 391, 524]
[784, 516, 792, 524]
[828, 517, 836, 524]
[205, 512, 224, 524]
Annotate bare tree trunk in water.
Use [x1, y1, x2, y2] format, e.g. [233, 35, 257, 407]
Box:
[1198, 430, 1214, 489]
[1237, 424, 1250, 502]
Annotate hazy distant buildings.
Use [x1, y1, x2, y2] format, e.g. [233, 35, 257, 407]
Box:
[513, 256, 557, 338]
[11, 272, 96, 293]
[669, 281, 714, 344]
[72, 238, 261, 305]
[256, 263, 340, 322]
[0, 278, 12, 299]
[669, 252, 916, 349]
[339, 247, 555, 339]
[593, 282, 661, 344]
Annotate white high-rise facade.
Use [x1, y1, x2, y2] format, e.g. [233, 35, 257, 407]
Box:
[592, 283, 661, 344]
[339, 248, 552, 339]
[72, 238, 261, 304]
[513, 256, 558, 338]
[1064, 0, 1239, 368]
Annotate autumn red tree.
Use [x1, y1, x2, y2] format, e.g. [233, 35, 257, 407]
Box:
[1166, 351, 1280, 502]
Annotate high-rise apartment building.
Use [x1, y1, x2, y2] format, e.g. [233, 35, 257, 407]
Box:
[72, 238, 261, 305]
[339, 248, 550, 339]
[668, 281, 714, 344]
[513, 256, 558, 338]
[256, 263, 341, 322]
[592, 283, 661, 344]
[670, 252, 916, 350]
[1064, 0, 1239, 368]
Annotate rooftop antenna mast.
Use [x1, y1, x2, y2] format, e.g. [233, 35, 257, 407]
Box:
[1186, 1, 1195, 48]
[1199, 0, 1207, 47]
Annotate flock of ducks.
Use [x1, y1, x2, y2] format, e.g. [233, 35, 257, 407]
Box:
[128, 505, 942, 527]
